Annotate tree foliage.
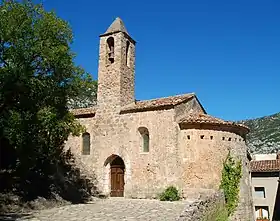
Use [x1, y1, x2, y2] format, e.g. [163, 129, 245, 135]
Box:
[219, 152, 242, 216]
[0, 0, 97, 202]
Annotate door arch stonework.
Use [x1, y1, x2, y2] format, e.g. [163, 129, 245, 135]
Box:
[110, 156, 125, 197]
[103, 154, 130, 197]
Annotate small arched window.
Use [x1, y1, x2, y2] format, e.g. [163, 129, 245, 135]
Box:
[107, 37, 114, 64]
[138, 127, 149, 152]
[125, 41, 130, 67]
[82, 132, 90, 155]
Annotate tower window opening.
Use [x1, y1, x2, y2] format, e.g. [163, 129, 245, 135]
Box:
[125, 41, 130, 67]
[107, 37, 114, 64]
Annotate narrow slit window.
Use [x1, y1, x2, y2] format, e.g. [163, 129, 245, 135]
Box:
[143, 134, 149, 152]
[82, 132, 90, 155]
[138, 127, 150, 153]
[125, 41, 130, 67]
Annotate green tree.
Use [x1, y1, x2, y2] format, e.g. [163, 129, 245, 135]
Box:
[0, 0, 97, 201]
[67, 80, 97, 109]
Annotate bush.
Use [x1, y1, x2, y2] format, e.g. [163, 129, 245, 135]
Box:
[159, 186, 180, 201]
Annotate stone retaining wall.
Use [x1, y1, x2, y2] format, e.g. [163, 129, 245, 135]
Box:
[176, 191, 225, 221]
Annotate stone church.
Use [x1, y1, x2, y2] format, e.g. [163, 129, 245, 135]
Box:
[67, 17, 253, 218]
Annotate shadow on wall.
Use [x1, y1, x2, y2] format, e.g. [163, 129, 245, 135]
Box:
[272, 176, 280, 220]
[54, 149, 100, 203]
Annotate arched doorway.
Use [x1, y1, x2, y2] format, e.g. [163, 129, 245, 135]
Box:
[106, 155, 125, 197]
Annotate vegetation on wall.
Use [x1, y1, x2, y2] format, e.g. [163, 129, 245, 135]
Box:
[201, 200, 228, 221]
[214, 207, 229, 221]
[219, 152, 242, 216]
[0, 0, 97, 208]
[159, 186, 180, 201]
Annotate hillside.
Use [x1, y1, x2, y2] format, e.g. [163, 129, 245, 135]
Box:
[239, 112, 280, 154]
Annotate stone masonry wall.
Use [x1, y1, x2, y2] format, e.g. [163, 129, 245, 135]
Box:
[176, 191, 226, 221]
[178, 129, 242, 196]
[97, 32, 135, 110]
[177, 128, 254, 220]
[229, 142, 254, 221]
[66, 108, 182, 199]
[66, 115, 254, 220]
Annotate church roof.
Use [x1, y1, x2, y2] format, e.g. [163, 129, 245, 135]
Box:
[70, 106, 96, 117]
[70, 93, 195, 117]
[179, 113, 250, 133]
[120, 93, 195, 113]
[250, 159, 280, 172]
[102, 17, 129, 36]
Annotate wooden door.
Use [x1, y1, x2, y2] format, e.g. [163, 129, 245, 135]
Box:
[110, 166, 124, 197]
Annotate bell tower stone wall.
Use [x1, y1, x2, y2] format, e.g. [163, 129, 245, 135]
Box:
[97, 18, 136, 112]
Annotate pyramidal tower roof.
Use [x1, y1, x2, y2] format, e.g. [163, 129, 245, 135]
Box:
[102, 17, 129, 36]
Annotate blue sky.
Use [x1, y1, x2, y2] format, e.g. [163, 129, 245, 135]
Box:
[40, 0, 280, 121]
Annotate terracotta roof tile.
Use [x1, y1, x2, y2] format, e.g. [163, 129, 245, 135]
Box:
[70, 94, 195, 116]
[120, 93, 195, 113]
[70, 106, 96, 117]
[179, 113, 249, 132]
[250, 160, 280, 172]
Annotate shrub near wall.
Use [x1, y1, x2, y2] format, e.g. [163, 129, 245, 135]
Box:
[159, 186, 180, 201]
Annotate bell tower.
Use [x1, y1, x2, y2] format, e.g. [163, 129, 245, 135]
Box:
[97, 17, 136, 110]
